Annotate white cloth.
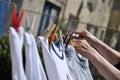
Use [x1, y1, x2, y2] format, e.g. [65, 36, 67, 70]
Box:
[9, 27, 26, 80]
[25, 33, 47, 80]
[39, 36, 73, 80]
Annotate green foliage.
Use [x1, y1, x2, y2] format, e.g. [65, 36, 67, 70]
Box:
[89, 62, 105, 80]
[0, 37, 11, 80]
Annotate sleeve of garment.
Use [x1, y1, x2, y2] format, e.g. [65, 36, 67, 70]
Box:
[25, 33, 47, 80]
[9, 27, 26, 80]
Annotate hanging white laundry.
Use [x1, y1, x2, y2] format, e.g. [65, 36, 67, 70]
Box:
[24, 33, 33, 80]
[9, 27, 26, 80]
[39, 36, 73, 80]
[25, 32, 47, 80]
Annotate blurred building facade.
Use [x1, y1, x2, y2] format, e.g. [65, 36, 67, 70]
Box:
[21, 0, 67, 36]
[21, 0, 114, 40]
[105, 0, 120, 51]
[77, 0, 114, 40]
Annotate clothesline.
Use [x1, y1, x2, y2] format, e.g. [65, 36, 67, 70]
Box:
[22, 8, 120, 32]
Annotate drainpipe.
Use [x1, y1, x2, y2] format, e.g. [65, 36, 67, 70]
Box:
[62, 0, 68, 19]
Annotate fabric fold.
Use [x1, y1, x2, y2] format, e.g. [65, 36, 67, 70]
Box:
[9, 27, 26, 80]
[25, 33, 47, 80]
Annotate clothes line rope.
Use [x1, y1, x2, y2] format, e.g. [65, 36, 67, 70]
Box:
[22, 8, 120, 32]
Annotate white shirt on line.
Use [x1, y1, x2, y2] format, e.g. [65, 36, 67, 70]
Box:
[39, 36, 73, 80]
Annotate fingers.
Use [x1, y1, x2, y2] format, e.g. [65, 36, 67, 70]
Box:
[73, 42, 88, 56]
[72, 39, 91, 51]
[72, 39, 81, 46]
[71, 29, 88, 39]
[72, 39, 86, 49]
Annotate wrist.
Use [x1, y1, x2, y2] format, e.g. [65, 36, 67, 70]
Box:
[87, 36, 99, 47]
[87, 48, 100, 61]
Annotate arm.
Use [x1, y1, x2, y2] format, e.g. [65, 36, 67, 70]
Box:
[89, 36, 120, 65]
[90, 50, 120, 80]
[73, 39, 120, 80]
[75, 30, 120, 65]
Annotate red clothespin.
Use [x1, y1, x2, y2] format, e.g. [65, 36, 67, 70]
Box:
[11, 8, 24, 32]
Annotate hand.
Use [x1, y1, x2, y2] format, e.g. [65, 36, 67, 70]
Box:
[72, 39, 99, 59]
[73, 29, 97, 45]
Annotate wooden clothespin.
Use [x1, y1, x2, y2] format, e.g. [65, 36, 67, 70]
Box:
[54, 33, 59, 43]
[65, 32, 74, 49]
[29, 16, 36, 33]
[59, 30, 63, 43]
[59, 30, 65, 50]
[25, 15, 29, 31]
[49, 26, 58, 46]
[11, 8, 24, 32]
[25, 15, 36, 33]
[42, 24, 56, 40]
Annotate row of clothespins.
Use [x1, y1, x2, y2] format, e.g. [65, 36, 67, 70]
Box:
[11, 8, 81, 49]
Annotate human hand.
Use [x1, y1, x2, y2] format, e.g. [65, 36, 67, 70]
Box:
[72, 39, 99, 59]
[73, 29, 97, 45]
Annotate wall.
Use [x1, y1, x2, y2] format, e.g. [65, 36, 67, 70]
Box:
[21, 0, 45, 36]
[77, 0, 113, 40]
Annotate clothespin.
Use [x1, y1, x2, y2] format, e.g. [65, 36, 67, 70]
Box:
[65, 33, 73, 49]
[25, 15, 30, 31]
[54, 33, 59, 43]
[29, 16, 36, 33]
[49, 26, 58, 46]
[64, 32, 78, 49]
[65, 33, 81, 48]
[25, 15, 36, 33]
[59, 30, 65, 51]
[59, 30, 63, 44]
[42, 24, 56, 40]
[63, 32, 69, 43]
[11, 8, 24, 32]
[69, 40, 73, 45]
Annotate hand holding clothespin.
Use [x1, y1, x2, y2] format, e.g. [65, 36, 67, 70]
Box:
[64, 32, 81, 48]
[11, 8, 24, 32]
[49, 26, 58, 46]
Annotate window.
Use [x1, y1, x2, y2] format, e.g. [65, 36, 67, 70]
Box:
[67, 14, 79, 32]
[87, 24, 97, 35]
[102, 0, 105, 3]
[112, 0, 120, 10]
[100, 30, 104, 40]
[38, 1, 60, 35]
[87, 2, 93, 12]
